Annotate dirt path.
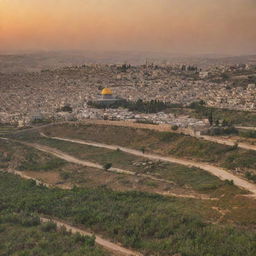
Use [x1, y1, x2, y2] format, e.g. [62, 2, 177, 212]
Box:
[10, 120, 256, 152]
[0, 169, 141, 255]
[40, 217, 142, 256]
[19, 138, 180, 187]
[40, 133, 256, 197]
[1, 137, 216, 200]
[2, 137, 178, 186]
[1, 169, 72, 189]
[235, 126, 256, 131]
[198, 134, 256, 151]
[3, 169, 51, 188]
[83, 120, 256, 151]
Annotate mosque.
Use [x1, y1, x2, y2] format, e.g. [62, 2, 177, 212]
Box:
[94, 88, 122, 106]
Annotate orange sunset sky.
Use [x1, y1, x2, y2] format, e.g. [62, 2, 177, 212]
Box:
[0, 0, 256, 54]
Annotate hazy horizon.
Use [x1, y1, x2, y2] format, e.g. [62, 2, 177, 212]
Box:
[1, 0, 256, 55]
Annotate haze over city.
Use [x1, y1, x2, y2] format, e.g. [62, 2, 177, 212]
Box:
[1, 0, 256, 55]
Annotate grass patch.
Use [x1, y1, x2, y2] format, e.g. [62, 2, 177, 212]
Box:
[0, 139, 66, 172]
[12, 135, 234, 194]
[37, 123, 256, 175]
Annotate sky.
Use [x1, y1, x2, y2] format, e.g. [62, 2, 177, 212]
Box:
[0, 0, 256, 55]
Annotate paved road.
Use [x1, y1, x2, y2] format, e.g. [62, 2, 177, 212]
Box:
[40, 133, 256, 198]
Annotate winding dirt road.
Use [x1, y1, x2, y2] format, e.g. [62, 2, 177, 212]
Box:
[82, 120, 256, 152]
[40, 217, 142, 256]
[27, 142, 178, 186]
[2, 137, 176, 186]
[2, 169, 51, 188]
[40, 133, 256, 197]
[0, 168, 142, 256]
[10, 120, 256, 151]
[198, 134, 256, 151]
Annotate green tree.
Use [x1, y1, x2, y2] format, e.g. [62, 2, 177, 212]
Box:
[103, 163, 112, 170]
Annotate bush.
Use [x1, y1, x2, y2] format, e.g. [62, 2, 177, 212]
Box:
[84, 234, 96, 247]
[171, 125, 179, 131]
[21, 215, 40, 227]
[40, 221, 57, 232]
[231, 143, 238, 150]
[245, 172, 256, 183]
[240, 130, 256, 138]
[60, 171, 71, 180]
[74, 232, 86, 243]
[224, 179, 234, 185]
[103, 163, 112, 170]
[207, 127, 238, 136]
[57, 105, 73, 113]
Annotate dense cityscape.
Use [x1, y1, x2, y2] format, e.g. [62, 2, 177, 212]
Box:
[1, 62, 256, 126]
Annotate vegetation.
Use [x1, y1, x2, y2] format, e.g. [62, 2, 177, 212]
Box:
[0, 172, 256, 256]
[19, 151, 66, 172]
[189, 103, 256, 126]
[245, 172, 256, 183]
[0, 124, 17, 136]
[9, 134, 234, 194]
[103, 163, 112, 170]
[57, 104, 73, 113]
[240, 130, 256, 139]
[171, 125, 179, 131]
[88, 98, 181, 114]
[206, 127, 238, 136]
[0, 212, 106, 256]
[0, 139, 66, 172]
[39, 124, 256, 174]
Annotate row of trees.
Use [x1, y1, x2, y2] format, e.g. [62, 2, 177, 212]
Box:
[88, 99, 182, 114]
[189, 101, 236, 129]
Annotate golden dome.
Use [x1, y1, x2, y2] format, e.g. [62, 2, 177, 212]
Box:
[101, 88, 113, 95]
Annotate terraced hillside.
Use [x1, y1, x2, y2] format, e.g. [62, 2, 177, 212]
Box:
[1, 122, 256, 256]
[35, 123, 256, 183]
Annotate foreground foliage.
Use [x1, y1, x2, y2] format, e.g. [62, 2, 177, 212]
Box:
[0, 172, 255, 256]
[0, 212, 106, 256]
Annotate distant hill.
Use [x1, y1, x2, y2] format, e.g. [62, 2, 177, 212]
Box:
[0, 51, 255, 73]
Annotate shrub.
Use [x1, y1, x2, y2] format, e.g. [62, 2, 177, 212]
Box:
[240, 130, 256, 138]
[60, 171, 71, 180]
[245, 172, 256, 183]
[171, 125, 179, 131]
[74, 232, 86, 243]
[103, 163, 112, 170]
[57, 105, 73, 113]
[84, 234, 96, 247]
[21, 216, 40, 227]
[224, 179, 234, 185]
[40, 221, 57, 232]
